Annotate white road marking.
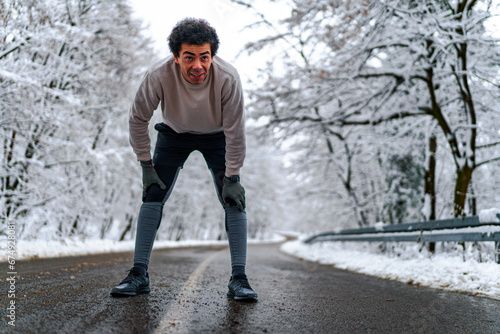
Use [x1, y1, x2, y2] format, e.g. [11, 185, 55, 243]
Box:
[154, 250, 223, 333]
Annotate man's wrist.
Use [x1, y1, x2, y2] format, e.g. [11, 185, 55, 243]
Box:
[224, 175, 240, 183]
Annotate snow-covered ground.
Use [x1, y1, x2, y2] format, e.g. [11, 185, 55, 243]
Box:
[281, 238, 500, 301]
[0, 235, 285, 262]
[280, 209, 500, 301]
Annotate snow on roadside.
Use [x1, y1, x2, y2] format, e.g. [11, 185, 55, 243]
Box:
[0, 238, 213, 262]
[479, 208, 500, 223]
[281, 238, 500, 300]
[0, 235, 285, 262]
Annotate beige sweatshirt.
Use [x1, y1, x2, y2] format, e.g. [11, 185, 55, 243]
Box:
[129, 55, 246, 176]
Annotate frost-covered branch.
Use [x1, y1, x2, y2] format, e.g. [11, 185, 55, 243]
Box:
[477, 141, 500, 150]
[476, 155, 500, 168]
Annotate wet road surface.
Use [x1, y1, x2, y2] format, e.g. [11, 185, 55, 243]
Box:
[1, 243, 500, 333]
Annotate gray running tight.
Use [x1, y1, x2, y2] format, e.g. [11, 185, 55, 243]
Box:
[133, 202, 247, 275]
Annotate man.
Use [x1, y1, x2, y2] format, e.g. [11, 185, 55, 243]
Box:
[110, 18, 257, 302]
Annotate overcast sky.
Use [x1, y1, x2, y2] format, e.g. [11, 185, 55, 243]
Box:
[127, 0, 259, 60]
[126, 0, 292, 85]
[126, 0, 500, 84]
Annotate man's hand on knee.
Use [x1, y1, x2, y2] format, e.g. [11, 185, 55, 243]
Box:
[222, 175, 246, 212]
[140, 160, 167, 200]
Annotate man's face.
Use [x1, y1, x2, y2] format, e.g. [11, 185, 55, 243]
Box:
[174, 43, 214, 85]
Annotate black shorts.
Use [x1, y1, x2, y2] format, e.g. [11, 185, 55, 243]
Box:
[143, 123, 226, 204]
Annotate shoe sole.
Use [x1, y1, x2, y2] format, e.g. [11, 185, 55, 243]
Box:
[110, 287, 151, 297]
[227, 291, 258, 302]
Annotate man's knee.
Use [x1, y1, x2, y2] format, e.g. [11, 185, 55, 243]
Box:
[144, 184, 168, 203]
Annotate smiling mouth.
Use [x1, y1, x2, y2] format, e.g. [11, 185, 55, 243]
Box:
[190, 72, 204, 78]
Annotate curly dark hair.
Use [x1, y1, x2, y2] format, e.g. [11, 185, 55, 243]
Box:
[168, 18, 220, 57]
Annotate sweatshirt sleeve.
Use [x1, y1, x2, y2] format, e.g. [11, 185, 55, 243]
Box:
[222, 76, 246, 176]
[129, 71, 161, 161]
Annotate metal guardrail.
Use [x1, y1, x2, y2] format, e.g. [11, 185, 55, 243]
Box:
[304, 214, 500, 264]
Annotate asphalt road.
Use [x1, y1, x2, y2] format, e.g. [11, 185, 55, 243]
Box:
[1, 243, 500, 333]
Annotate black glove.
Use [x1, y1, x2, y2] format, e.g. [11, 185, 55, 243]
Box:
[140, 160, 166, 200]
[222, 175, 246, 212]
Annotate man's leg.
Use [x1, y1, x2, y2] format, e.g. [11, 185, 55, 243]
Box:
[224, 205, 248, 277]
[110, 165, 181, 297]
[206, 167, 257, 301]
[200, 135, 256, 301]
[201, 136, 248, 278]
[132, 202, 163, 275]
[132, 165, 182, 275]
[133, 124, 191, 274]
[111, 124, 190, 297]
[210, 166, 248, 277]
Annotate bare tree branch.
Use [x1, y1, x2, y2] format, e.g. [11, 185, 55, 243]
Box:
[476, 156, 500, 168]
[477, 141, 500, 150]
[270, 111, 430, 126]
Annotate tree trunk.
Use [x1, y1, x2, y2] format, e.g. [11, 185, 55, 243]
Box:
[454, 166, 474, 217]
[424, 134, 437, 220]
[425, 134, 437, 252]
[119, 214, 134, 241]
[323, 129, 368, 227]
[468, 179, 477, 216]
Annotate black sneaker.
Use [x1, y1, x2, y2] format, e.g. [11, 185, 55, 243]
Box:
[227, 274, 258, 302]
[110, 267, 150, 297]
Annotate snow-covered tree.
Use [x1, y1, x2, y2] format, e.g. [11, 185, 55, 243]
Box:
[234, 0, 500, 226]
[1, 0, 154, 239]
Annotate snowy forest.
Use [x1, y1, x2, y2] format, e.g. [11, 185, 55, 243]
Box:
[1, 0, 500, 244]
